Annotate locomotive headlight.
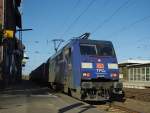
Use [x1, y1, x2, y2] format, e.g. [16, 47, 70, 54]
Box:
[81, 62, 93, 68]
[108, 63, 118, 69]
[111, 73, 118, 78]
[83, 73, 91, 77]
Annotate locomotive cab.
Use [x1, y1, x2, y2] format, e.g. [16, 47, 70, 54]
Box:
[77, 40, 124, 101]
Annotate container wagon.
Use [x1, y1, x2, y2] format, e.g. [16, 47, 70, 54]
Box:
[29, 63, 49, 86]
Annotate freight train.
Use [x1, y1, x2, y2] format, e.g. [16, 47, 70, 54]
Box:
[30, 33, 124, 101]
[30, 63, 49, 86]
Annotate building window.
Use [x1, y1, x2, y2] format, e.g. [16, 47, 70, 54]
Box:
[146, 67, 150, 81]
[141, 67, 145, 81]
[134, 68, 137, 81]
[137, 68, 141, 81]
[129, 68, 134, 81]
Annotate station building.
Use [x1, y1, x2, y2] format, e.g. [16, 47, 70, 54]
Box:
[119, 59, 150, 89]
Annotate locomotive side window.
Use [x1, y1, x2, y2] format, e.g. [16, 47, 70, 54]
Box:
[80, 44, 97, 55]
[68, 48, 71, 57]
[64, 48, 71, 64]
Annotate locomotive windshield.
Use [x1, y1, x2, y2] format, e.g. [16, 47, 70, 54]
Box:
[80, 43, 115, 56]
[97, 44, 115, 56]
[80, 44, 97, 55]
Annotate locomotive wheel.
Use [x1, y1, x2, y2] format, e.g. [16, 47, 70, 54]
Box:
[48, 83, 53, 89]
[68, 88, 72, 96]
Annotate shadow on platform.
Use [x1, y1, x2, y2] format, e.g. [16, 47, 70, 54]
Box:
[0, 80, 53, 96]
[58, 102, 96, 113]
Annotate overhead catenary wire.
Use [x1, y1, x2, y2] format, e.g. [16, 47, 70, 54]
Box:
[59, 0, 81, 33]
[106, 15, 150, 38]
[72, 0, 81, 11]
[62, 0, 96, 37]
[79, 0, 112, 34]
[91, 0, 130, 34]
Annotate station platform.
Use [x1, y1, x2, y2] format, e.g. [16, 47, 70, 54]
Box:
[123, 81, 150, 89]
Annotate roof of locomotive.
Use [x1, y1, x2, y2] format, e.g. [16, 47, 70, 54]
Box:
[48, 39, 113, 61]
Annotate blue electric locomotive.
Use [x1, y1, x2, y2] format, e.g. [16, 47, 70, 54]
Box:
[48, 33, 124, 101]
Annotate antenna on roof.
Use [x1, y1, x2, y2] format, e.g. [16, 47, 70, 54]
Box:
[52, 39, 64, 53]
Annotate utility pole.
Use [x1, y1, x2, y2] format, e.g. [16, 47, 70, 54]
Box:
[52, 39, 64, 53]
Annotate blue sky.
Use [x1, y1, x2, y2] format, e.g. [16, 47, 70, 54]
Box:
[21, 0, 150, 74]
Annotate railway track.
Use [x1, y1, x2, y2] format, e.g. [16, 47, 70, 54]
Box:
[124, 88, 150, 102]
[96, 102, 141, 113]
[62, 89, 143, 113]
[71, 96, 141, 113]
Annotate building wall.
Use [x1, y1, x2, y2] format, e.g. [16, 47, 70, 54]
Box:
[0, 0, 23, 86]
[119, 66, 128, 81]
[128, 66, 150, 82]
[0, 0, 3, 23]
[119, 64, 150, 82]
[22, 75, 29, 80]
[0, 0, 2, 82]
